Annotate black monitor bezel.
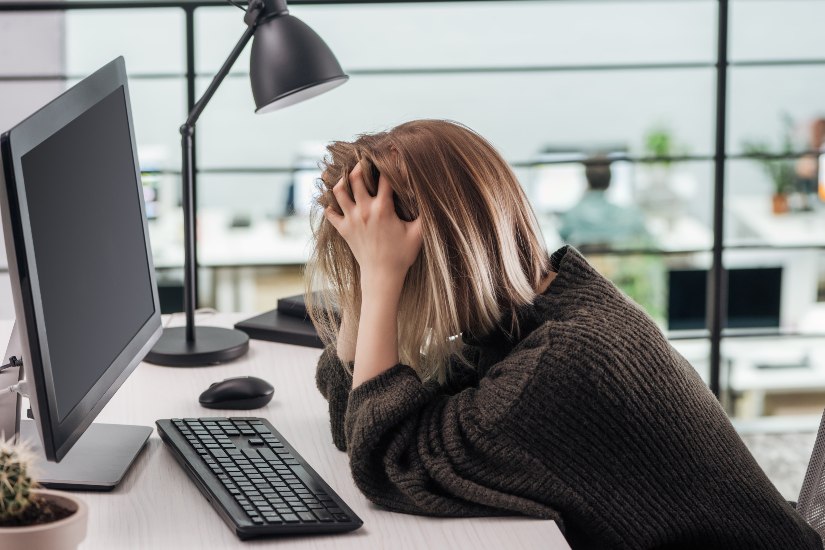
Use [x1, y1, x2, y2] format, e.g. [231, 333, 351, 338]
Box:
[0, 57, 162, 462]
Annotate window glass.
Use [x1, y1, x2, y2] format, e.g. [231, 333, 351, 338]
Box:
[196, 2, 716, 74]
[65, 9, 185, 76]
[728, 66, 825, 156]
[195, 69, 715, 170]
[731, 0, 825, 62]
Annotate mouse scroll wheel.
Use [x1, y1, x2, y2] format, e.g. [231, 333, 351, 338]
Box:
[209, 382, 218, 388]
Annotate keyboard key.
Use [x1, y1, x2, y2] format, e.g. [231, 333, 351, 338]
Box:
[333, 513, 350, 522]
[298, 511, 317, 522]
[281, 513, 300, 523]
[259, 449, 278, 460]
[313, 509, 335, 522]
[248, 438, 264, 446]
[290, 465, 329, 496]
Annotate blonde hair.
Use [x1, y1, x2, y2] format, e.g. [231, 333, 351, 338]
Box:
[305, 119, 550, 385]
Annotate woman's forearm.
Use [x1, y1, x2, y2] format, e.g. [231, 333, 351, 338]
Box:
[352, 275, 404, 389]
[336, 314, 358, 363]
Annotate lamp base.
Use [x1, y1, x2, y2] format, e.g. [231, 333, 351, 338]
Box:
[145, 326, 249, 367]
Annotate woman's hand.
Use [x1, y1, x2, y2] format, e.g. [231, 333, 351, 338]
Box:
[324, 162, 422, 388]
[324, 162, 423, 287]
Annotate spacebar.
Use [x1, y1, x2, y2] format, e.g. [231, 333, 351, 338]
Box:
[289, 464, 327, 496]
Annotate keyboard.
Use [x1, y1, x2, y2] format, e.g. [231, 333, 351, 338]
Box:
[156, 417, 363, 540]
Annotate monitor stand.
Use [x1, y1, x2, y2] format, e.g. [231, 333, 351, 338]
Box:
[0, 323, 152, 491]
[19, 419, 151, 491]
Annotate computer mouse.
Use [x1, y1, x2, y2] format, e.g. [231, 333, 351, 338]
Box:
[199, 376, 274, 410]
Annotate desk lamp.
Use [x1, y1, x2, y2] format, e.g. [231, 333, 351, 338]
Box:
[146, 0, 347, 366]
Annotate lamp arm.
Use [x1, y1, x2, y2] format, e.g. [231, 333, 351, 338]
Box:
[182, 23, 257, 131]
[177, 1, 263, 341]
[181, 0, 288, 130]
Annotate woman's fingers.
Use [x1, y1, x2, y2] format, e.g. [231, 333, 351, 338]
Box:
[324, 205, 345, 232]
[376, 171, 394, 205]
[332, 176, 355, 213]
[349, 162, 371, 204]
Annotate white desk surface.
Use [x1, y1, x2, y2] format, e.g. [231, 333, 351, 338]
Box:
[728, 196, 825, 247]
[14, 314, 567, 550]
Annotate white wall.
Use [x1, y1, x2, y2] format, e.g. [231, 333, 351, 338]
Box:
[0, 12, 66, 320]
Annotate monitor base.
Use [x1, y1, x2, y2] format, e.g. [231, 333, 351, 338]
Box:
[144, 326, 249, 367]
[19, 420, 151, 491]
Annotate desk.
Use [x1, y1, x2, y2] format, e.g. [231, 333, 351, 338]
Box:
[19, 314, 567, 550]
[672, 333, 825, 426]
[728, 196, 825, 247]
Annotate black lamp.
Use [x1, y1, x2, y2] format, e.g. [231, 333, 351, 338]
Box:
[145, 0, 348, 366]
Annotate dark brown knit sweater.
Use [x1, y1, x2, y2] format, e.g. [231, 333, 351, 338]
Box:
[315, 245, 820, 549]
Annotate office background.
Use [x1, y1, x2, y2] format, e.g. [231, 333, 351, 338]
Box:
[2, 0, 825, 492]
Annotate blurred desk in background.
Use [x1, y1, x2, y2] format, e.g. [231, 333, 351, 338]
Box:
[729, 197, 825, 247]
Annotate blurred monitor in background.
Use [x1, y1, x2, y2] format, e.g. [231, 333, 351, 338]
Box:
[668, 267, 782, 331]
[141, 171, 160, 220]
[285, 142, 327, 219]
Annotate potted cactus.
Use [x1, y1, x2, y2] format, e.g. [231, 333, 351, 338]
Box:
[0, 439, 87, 550]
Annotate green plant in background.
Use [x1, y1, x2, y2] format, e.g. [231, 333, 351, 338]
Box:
[742, 113, 798, 196]
[643, 124, 689, 166]
[645, 126, 674, 165]
[0, 440, 36, 523]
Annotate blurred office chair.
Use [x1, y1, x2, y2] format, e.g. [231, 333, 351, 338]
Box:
[798, 410, 825, 541]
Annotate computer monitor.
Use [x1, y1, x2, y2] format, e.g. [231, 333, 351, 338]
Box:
[667, 267, 783, 331]
[0, 57, 162, 489]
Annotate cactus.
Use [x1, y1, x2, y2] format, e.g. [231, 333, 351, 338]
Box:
[0, 439, 37, 523]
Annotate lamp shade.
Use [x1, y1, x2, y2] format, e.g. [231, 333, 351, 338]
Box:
[251, 14, 348, 114]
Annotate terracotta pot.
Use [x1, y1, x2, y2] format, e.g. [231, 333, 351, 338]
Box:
[0, 489, 88, 550]
[772, 193, 789, 214]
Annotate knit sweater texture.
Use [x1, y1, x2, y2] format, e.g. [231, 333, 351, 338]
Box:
[315, 245, 821, 549]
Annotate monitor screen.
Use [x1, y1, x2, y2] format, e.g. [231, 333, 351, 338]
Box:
[20, 87, 155, 422]
[668, 267, 782, 331]
[0, 57, 161, 462]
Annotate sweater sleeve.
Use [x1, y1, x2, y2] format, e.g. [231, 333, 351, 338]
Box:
[343, 342, 562, 521]
[315, 344, 353, 452]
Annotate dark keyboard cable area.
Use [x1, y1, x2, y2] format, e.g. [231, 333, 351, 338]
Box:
[156, 417, 363, 539]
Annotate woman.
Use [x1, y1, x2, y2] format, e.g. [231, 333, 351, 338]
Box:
[306, 119, 819, 549]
